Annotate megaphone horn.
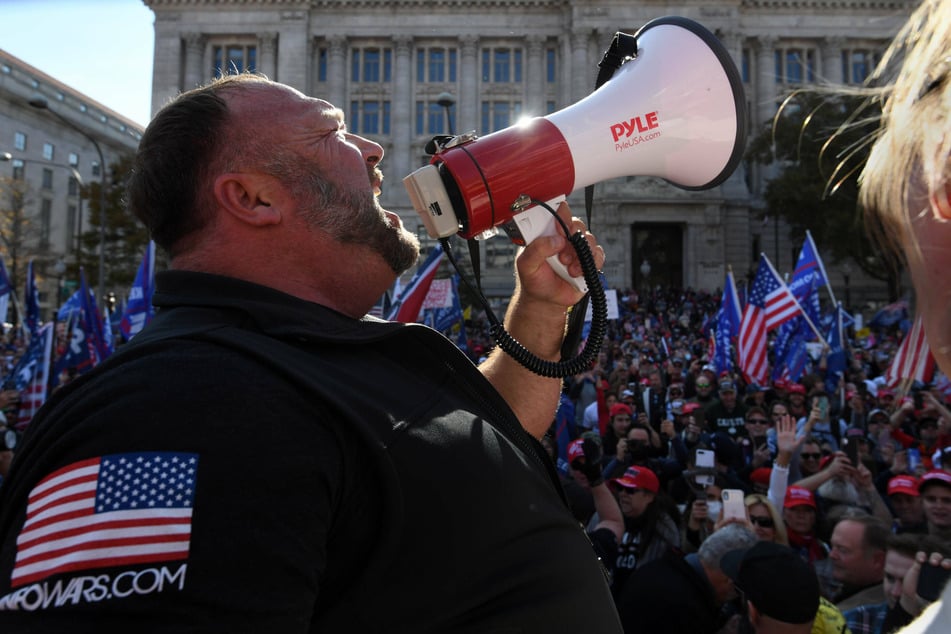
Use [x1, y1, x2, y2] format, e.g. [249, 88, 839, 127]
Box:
[404, 16, 746, 290]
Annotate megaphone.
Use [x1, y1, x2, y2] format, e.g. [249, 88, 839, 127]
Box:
[404, 16, 746, 290]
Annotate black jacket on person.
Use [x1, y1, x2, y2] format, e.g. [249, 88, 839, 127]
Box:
[615, 550, 724, 634]
[0, 272, 622, 633]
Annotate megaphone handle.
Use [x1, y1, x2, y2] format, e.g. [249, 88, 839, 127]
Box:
[510, 196, 588, 293]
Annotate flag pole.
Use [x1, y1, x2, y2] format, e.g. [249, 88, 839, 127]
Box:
[763, 253, 828, 347]
[806, 230, 837, 306]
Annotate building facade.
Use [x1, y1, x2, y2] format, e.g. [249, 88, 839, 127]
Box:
[144, 0, 914, 302]
[0, 49, 144, 312]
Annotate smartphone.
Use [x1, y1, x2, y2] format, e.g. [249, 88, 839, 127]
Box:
[721, 489, 746, 521]
[908, 448, 922, 472]
[917, 562, 951, 602]
[753, 436, 768, 450]
[695, 448, 715, 486]
[817, 396, 829, 419]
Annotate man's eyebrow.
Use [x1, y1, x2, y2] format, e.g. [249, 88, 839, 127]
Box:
[328, 107, 346, 130]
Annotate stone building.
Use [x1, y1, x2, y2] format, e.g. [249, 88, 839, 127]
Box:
[0, 49, 144, 311]
[143, 0, 914, 302]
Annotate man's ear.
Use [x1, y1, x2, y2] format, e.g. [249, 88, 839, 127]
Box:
[213, 173, 283, 227]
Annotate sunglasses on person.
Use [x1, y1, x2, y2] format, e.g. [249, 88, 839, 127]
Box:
[749, 515, 775, 528]
[746, 418, 769, 425]
[800, 452, 822, 460]
[696, 382, 711, 388]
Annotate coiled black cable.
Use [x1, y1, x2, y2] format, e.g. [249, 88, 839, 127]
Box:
[440, 199, 607, 378]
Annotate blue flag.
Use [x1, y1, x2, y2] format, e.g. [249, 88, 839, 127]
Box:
[24, 260, 40, 336]
[779, 330, 810, 384]
[57, 290, 83, 321]
[52, 310, 97, 384]
[788, 231, 830, 301]
[119, 241, 156, 341]
[79, 269, 113, 364]
[825, 303, 848, 394]
[714, 270, 742, 377]
[2, 323, 49, 391]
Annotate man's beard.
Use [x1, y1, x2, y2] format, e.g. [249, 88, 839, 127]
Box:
[817, 478, 860, 506]
[297, 168, 420, 274]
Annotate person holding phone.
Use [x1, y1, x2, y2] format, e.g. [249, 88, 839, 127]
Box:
[798, 389, 849, 453]
[842, 533, 951, 634]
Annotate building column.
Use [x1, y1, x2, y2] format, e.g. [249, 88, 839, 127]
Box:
[259, 32, 278, 80]
[392, 35, 413, 186]
[821, 37, 844, 84]
[183, 32, 206, 90]
[570, 28, 592, 102]
[526, 35, 545, 116]
[459, 35, 479, 133]
[755, 35, 777, 132]
[328, 35, 347, 109]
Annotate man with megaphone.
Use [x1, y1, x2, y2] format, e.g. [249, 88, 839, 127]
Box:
[0, 73, 622, 631]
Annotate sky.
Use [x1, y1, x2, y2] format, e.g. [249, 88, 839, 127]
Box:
[0, 0, 155, 128]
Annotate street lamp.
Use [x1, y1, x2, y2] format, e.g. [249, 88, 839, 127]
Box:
[53, 258, 66, 303]
[0, 152, 86, 274]
[29, 97, 107, 299]
[437, 91, 456, 135]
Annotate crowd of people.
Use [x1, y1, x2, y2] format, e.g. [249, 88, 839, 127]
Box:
[532, 283, 951, 631]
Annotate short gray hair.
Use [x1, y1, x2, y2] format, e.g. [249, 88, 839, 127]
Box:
[698, 524, 758, 570]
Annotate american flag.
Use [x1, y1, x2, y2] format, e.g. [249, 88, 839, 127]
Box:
[11, 452, 198, 587]
[738, 254, 802, 386]
[886, 316, 935, 388]
[15, 323, 54, 429]
[386, 244, 444, 323]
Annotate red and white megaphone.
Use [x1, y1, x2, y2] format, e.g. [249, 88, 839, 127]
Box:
[404, 16, 746, 291]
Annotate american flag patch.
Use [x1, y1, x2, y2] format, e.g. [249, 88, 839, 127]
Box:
[11, 452, 198, 587]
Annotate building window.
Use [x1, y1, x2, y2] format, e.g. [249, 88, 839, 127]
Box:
[415, 100, 455, 135]
[11, 159, 24, 180]
[416, 47, 457, 83]
[42, 168, 53, 190]
[546, 100, 557, 114]
[842, 49, 877, 84]
[92, 161, 100, 177]
[482, 48, 522, 83]
[42, 142, 54, 161]
[349, 100, 391, 135]
[546, 48, 557, 83]
[742, 48, 751, 83]
[68, 152, 79, 167]
[13, 131, 26, 151]
[775, 48, 816, 84]
[481, 100, 522, 133]
[68, 176, 79, 196]
[351, 48, 392, 83]
[40, 199, 52, 248]
[212, 43, 257, 77]
[317, 48, 327, 82]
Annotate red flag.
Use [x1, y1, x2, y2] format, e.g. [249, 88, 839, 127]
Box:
[886, 316, 935, 388]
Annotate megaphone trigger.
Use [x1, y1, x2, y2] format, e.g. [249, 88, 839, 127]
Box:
[504, 195, 588, 293]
